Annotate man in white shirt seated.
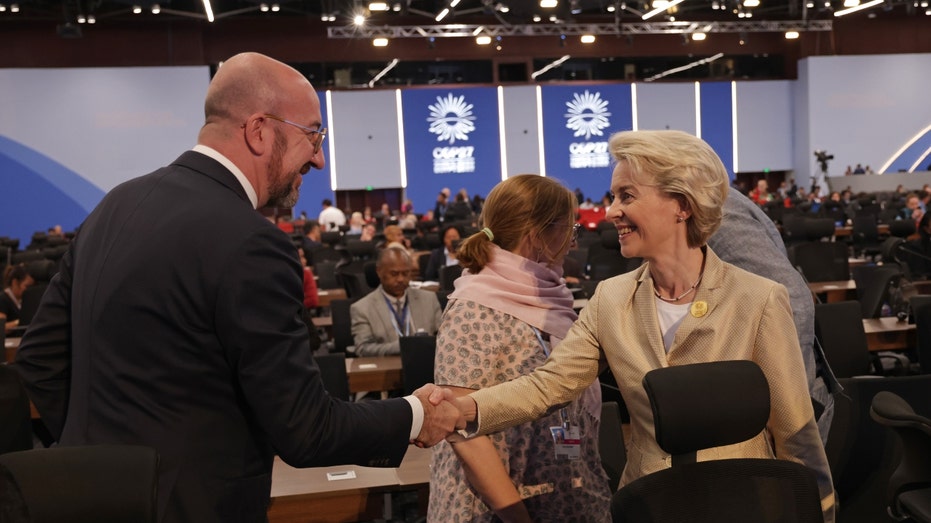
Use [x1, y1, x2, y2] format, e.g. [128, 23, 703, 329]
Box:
[318, 198, 347, 231]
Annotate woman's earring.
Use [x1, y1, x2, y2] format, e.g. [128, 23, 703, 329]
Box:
[676, 216, 684, 223]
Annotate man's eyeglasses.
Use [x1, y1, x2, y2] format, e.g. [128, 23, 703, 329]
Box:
[263, 114, 327, 155]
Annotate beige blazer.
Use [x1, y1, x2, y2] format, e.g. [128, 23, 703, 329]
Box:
[470, 247, 835, 521]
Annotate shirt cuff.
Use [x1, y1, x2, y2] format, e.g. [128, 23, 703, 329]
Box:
[404, 395, 424, 441]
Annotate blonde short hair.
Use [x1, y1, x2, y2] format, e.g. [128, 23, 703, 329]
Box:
[608, 130, 729, 247]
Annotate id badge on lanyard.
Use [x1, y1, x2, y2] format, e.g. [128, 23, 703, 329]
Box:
[532, 327, 582, 461]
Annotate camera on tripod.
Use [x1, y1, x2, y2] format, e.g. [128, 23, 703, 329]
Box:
[814, 150, 834, 173]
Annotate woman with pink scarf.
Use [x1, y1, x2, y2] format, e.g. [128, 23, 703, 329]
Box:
[427, 175, 611, 523]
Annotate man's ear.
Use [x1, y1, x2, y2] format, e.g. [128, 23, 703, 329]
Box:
[243, 114, 269, 155]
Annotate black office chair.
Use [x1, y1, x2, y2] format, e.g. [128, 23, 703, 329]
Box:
[599, 401, 627, 492]
[313, 259, 341, 290]
[852, 264, 902, 319]
[912, 295, 931, 374]
[313, 353, 350, 401]
[399, 335, 436, 395]
[438, 264, 463, 292]
[870, 391, 931, 522]
[814, 301, 880, 378]
[0, 445, 159, 523]
[789, 241, 850, 282]
[825, 375, 931, 523]
[611, 360, 823, 523]
[852, 215, 884, 260]
[330, 299, 356, 355]
[0, 366, 32, 455]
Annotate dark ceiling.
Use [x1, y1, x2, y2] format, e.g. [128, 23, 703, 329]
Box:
[7, 0, 926, 29]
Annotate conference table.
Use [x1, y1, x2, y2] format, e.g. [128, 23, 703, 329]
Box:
[268, 444, 431, 522]
[346, 356, 403, 394]
[863, 317, 916, 352]
[808, 280, 858, 303]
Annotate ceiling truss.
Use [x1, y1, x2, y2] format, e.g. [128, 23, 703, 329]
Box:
[327, 20, 833, 38]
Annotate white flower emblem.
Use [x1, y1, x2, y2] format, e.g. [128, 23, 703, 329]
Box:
[427, 93, 476, 144]
[564, 90, 611, 140]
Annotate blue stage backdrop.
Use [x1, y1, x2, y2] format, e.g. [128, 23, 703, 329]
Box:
[541, 84, 634, 205]
[293, 90, 335, 219]
[401, 87, 503, 219]
[699, 81, 735, 180]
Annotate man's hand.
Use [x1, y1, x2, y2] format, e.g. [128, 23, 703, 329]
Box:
[412, 384, 465, 447]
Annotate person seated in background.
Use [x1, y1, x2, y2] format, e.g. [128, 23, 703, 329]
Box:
[298, 247, 319, 309]
[360, 223, 377, 242]
[748, 179, 773, 205]
[275, 215, 295, 234]
[899, 193, 924, 223]
[318, 198, 347, 232]
[347, 212, 365, 235]
[901, 212, 931, 279]
[350, 247, 442, 356]
[301, 220, 323, 266]
[1, 264, 34, 333]
[428, 174, 611, 522]
[424, 224, 462, 281]
[379, 224, 411, 251]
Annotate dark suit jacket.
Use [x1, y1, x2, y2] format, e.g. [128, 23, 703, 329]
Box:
[13, 151, 413, 523]
[423, 247, 448, 282]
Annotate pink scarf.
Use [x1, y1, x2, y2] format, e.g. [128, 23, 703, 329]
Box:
[449, 245, 577, 343]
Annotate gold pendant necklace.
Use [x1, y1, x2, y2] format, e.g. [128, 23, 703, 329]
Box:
[653, 272, 704, 303]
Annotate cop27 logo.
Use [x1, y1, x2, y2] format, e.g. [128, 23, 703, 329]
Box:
[427, 93, 476, 144]
[565, 90, 611, 140]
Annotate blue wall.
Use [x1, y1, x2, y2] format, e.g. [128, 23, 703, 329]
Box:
[3, 53, 931, 245]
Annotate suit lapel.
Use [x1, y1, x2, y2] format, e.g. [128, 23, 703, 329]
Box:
[667, 248, 724, 355]
[635, 265, 668, 363]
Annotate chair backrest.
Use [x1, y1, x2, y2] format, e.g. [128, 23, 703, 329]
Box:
[599, 401, 627, 492]
[642, 360, 770, 464]
[869, 390, 931, 521]
[313, 353, 350, 401]
[0, 366, 32, 455]
[399, 335, 436, 395]
[314, 260, 341, 290]
[814, 301, 874, 378]
[826, 375, 931, 523]
[789, 241, 850, 282]
[330, 299, 356, 354]
[18, 283, 48, 327]
[852, 265, 902, 318]
[612, 360, 823, 523]
[911, 295, 931, 375]
[0, 445, 159, 523]
[438, 264, 463, 292]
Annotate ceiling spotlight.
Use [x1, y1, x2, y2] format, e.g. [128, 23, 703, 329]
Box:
[270, 3, 279, 11]
[260, 3, 269, 11]
[497, 2, 510, 12]
[540, 0, 557, 7]
[806, 0, 814, 6]
[651, 0, 669, 7]
[77, 13, 86, 22]
[132, 4, 141, 13]
[823, 0, 831, 7]
[843, 0, 859, 7]
[549, 14, 558, 20]
[785, 30, 800, 38]
[921, 0, 928, 6]
[581, 34, 595, 43]
[87, 14, 95, 22]
[691, 32, 707, 40]
[9, 3, 17, 11]
[0, 4, 6, 11]
[533, 14, 541, 20]
[476, 35, 492, 44]
[744, 0, 760, 5]
[354, 13, 365, 24]
[369, 1, 389, 10]
[151, 3, 160, 13]
[607, 4, 616, 10]
[737, 10, 745, 15]
[372, 37, 388, 46]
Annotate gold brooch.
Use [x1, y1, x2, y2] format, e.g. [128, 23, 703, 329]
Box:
[690, 301, 708, 318]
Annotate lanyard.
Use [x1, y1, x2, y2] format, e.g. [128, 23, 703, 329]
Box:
[383, 295, 410, 337]
[531, 326, 570, 428]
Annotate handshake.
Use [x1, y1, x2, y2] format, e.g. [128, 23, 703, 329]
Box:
[410, 384, 476, 447]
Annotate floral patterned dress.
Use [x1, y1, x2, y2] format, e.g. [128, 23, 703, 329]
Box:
[427, 299, 612, 523]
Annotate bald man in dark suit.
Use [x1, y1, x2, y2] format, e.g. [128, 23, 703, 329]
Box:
[13, 52, 461, 523]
